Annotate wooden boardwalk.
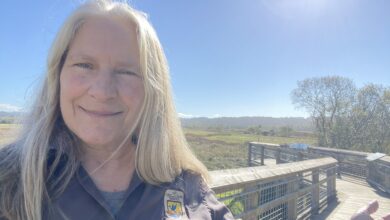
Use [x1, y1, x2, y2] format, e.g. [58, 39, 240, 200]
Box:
[314, 177, 390, 220]
[260, 158, 390, 219]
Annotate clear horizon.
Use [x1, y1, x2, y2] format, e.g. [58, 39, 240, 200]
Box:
[1, 0, 389, 118]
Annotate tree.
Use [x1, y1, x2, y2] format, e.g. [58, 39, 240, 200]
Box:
[291, 76, 355, 147]
[279, 126, 294, 137]
[292, 76, 390, 154]
[349, 84, 390, 153]
[245, 125, 262, 136]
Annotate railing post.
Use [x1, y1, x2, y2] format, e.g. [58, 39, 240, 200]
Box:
[276, 147, 281, 164]
[336, 156, 342, 177]
[385, 165, 390, 193]
[366, 161, 371, 180]
[297, 151, 303, 161]
[248, 143, 253, 167]
[287, 176, 298, 220]
[261, 145, 265, 165]
[244, 186, 259, 220]
[312, 169, 319, 215]
[367, 161, 372, 182]
[326, 167, 336, 203]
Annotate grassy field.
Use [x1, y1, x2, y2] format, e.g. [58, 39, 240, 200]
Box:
[184, 128, 317, 170]
[0, 124, 20, 146]
[0, 124, 317, 171]
[185, 128, 317, 145]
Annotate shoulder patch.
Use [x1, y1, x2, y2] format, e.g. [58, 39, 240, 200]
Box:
[164, 189, 186, 219]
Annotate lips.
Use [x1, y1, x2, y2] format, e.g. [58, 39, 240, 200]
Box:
[79, 106, 122, 117]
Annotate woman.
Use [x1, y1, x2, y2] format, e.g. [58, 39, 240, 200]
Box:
[0, 1, 234, 219]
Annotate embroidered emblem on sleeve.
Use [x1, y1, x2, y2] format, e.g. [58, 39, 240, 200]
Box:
[164, 189, 186, 219]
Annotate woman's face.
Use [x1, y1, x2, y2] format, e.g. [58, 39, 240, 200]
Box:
[60, 16, 144, 150]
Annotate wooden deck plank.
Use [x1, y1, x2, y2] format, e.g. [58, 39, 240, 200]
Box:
[314, 178, 390, 219]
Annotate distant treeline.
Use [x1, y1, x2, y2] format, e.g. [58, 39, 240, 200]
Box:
[181, 116, 314, 132]
[0, 112, 22, 124]
[243, 125, 314, 138]
[0, 117, 18, 124]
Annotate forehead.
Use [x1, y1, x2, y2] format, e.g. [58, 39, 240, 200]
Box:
[67, 15, 140, 66]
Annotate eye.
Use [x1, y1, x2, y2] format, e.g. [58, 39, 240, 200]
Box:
[116, 70, 138, 76]
[74, 63, 93, 69]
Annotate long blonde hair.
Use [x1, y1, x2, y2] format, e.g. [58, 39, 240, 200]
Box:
[0, 1, 208, 219]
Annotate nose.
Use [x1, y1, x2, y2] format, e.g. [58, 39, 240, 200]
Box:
[87, 70, 117, 101]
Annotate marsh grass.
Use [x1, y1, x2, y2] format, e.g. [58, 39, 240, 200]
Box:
[0, 125, 317, 170]
[0, 124, 20, 146]
[185, 128, 317, 170]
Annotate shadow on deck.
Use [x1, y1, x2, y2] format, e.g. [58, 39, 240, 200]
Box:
[313, 177, 390, 220]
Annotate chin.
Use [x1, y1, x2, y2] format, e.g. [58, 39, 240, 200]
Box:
[79, 133, 116, 148]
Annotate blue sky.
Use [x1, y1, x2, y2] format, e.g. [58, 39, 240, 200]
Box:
[1, 0, 389, 117]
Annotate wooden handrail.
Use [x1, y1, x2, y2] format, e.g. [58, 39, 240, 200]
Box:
[210, 157, 337, 193]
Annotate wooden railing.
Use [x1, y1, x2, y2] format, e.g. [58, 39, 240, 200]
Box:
[210, 157, 337, 220]
[210, 142, 389, 219]
[368, 156, 390, 193]
[308, 146, 369, 179]
[248, 142, 390, 194]
[305, 145, 390, 193]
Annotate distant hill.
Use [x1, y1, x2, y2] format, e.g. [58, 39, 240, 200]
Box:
[0, 111, 23, 117]
[0, 111, 23, 123]
[181, 116, 314, 132]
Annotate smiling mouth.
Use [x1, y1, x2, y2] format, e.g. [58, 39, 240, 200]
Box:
[79, 106, 122, 117]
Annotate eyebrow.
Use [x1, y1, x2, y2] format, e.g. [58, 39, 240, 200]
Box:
[67, 54, 95, 62]
[67, 53, 140, 71]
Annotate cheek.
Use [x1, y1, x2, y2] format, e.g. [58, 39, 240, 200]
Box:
[60, 72, 89, 115]
[60, 72, 88, 99]
[120, 78, 145, 106]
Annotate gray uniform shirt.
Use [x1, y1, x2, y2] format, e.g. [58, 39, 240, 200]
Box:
[44, 154, 234, 220]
